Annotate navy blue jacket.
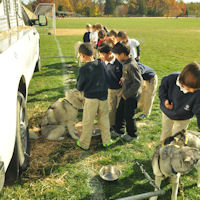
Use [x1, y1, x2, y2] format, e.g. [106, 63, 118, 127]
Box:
[137, 62, 155, 81]
[83, 32, 90, 43]
[159, 73, 200, 128]
[103, 58, 123, 89]
[77, 60, 108, 100]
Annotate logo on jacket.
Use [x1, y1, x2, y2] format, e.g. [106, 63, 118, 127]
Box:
[184, 105, 190, 111]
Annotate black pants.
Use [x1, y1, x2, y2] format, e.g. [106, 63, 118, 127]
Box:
[115, 97, 138, 137]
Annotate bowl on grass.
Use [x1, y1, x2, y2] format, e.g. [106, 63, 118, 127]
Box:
[99, 165, 121, 181]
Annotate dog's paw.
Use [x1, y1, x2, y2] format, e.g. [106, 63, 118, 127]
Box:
[58, 137, 65, 141]
[69, 131, 79, 140]
[71, 135, 79, 140]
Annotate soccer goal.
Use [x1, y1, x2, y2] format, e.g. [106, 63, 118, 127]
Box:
[34, 3, 56, 35]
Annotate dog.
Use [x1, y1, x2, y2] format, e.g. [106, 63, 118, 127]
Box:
[40, 89, 84, 141]
[74, 41, 82, 66]
[150, 130, 200, 200]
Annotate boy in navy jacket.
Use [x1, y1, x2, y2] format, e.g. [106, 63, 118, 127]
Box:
[159, 62, 200, 142]
[76, 43, 112, 150]
[98, 42, 123, 135]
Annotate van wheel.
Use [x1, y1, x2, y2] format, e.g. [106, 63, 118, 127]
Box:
[34, 57, 41, 72]
[5, 92, 30, 185]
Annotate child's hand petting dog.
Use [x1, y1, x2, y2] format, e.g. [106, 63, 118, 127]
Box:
[165, 99, 173, 110]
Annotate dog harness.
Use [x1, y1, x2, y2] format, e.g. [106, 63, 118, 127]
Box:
[59, 97, 79, 110]
[158, 144, 180, 177]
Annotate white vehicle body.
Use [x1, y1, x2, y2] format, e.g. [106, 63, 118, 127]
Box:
[0, 0, 40, 189]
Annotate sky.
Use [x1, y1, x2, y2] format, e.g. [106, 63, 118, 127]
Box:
[21, 0, 200, 5]
[183, 0, 200, 2]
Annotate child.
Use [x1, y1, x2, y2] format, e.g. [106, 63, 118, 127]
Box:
[112, 42, 143, 142]
[90, 24, 98, 48]
[159, 62, 200, 142]
[97, 29, 107, 47]
[83, 23, 91, 43]
[98, 42, 123, 135]
[117, 31, 140, 62]
[76, 43, 113, 150]
[106, 29, 118, 46]
[137, 62, 158, 119]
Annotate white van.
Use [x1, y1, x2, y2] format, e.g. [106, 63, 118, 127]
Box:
[0, 0, 46, 190]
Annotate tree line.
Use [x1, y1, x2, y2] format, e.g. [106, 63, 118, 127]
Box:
[26, 0, 200, 17]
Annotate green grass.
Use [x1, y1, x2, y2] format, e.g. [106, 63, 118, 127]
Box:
[1, 17, 200, 200]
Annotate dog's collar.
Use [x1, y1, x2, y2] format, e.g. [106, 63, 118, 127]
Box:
[171, 165, 178, 175]
[59, 98, 79, 110]
[158, 151, 178, 177]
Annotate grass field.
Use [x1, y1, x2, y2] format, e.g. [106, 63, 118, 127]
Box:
[1, 17, 200, 200]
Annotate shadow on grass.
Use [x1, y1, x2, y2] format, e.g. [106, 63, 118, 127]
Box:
[28, 61, 79, 103]
[33, 61, 78, 77]
[78, 157, 168, 200]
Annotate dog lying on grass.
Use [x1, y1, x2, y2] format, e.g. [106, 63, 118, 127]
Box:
[40, 89, 84, 141]
[150, 130, 200, 200]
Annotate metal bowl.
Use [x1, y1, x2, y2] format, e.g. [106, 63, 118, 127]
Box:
[99, 165, 122, 181]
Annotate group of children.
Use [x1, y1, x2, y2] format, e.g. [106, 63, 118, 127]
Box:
[76, 23, 200, 150]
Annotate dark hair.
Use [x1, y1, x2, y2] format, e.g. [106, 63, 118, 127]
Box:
[98, 29, 107, 39]
[105, 37, 115, 47]
[117, 31, 127, 39]
[95, 24, 103, 30]
[112, 41, 130, 56]
[78, 43, 94, 56]
[179, 62, 200, 89]
[98, 42, 111, 54]
[109, 29, 117, 37]
[92, 24, 96, 29]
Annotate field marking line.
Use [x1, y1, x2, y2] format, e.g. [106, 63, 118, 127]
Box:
[54, 35, 73, 94]
[54, 35, 105, 199]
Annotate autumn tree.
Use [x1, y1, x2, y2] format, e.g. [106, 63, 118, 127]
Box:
[104, 0, 115, 15]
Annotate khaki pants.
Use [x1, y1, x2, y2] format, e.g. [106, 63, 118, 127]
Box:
[108, 88, 122, 127]
[80, 98, 111, 149]
[160, 112, 190, 142]
[138, 75, 158, 116]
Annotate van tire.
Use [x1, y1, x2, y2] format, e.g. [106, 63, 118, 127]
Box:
[5, 92, 30, 185]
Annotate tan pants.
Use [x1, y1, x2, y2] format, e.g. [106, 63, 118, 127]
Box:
[138, 75, 158, 116]
[80, 98, 111, 149]
[108, 88, 122, 127]
[160, 112, 190, 142]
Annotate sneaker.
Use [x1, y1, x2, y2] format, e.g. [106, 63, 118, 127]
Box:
[137, 113, 147, 120]
[110, 130, 120, 139]
[121, 134, 134, 142]
[103, 140, 113, 148]
[76, 140, 89, 150]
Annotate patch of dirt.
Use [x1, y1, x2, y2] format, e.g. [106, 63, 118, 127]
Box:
[54, 28, 85, 36]
[25, 122, 102, 180]
[137, 122, 147, 127]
